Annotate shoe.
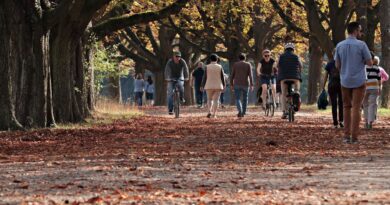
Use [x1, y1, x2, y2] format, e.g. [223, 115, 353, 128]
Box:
[180, 98, 186, 104]
[343, 136, 351, 144]
[339, 122, 344, 128]
[351, 137, 358, 144]
[281, 112, 288, 119]
[169, 112, 173, 115]
[237, 113, 243, 118]
[207, 113, 212, 118]
[334, 125, 338, 129]
[221, 105, 225, 109]
[197, 105, 202, 108]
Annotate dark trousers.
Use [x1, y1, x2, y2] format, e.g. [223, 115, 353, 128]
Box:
[328, 84, 343, 126]
[194, 85, 204, 106]
[220, 92, 225, 104]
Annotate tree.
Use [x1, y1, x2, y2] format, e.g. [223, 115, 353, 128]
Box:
[380, 0, 390, 107]
[0, 0, 190, 130]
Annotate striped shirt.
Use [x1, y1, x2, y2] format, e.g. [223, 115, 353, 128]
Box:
[366, 65, 381, 90]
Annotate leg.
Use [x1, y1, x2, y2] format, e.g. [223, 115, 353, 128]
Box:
[242, 87, 249, 115]
[195, 86, 202, 106]
[328, 85, 339, 126]
[206, 90, 213, 114]
[341, 86, 353, 137]
[212, 90, 221, 116]
[271, 84, 277, 105]
[363, 91, 369, 124]
[337, 86, 343, 124]
[351, 85, 366, 139]
[280, 80, 288, 113]
[234, 86, 243, 115]
[261, 84, 267, 108]
[167, 82, 174, 112]
[368, 90, 378, 124]
[178, 81, 185, 101]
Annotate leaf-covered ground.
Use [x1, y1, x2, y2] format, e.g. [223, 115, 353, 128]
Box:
[0, 106, 389, 204]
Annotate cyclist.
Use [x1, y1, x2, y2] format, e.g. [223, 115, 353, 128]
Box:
[257, 49, 277, 109]
[277, 42, 303, 119]
[164, 51, 189, 115]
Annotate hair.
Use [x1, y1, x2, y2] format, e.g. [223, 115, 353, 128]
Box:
[347, 22, 360, 34]
[262, 49, 271, 55]
[374, 56, 380, 65]
[136, 73, 143, 79]
[239, 53, 246, 61]
[210, 53, 219, 62]
[147, 76, 153, 85]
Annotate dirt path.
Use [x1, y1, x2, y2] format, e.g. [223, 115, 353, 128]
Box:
[0, 106, 389, 204]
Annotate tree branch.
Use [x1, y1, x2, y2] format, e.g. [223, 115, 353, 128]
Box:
[92, 0, 190, 38]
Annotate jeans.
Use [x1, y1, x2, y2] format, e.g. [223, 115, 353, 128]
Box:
[234, 85, 249, 115]
[341, 85, 366, 138]
[220, 92, 225, 104]
[194, 85, 204, 106]
[167, 81, 184, 112]
[328, 84, 343, 126]
[135, 92, 143, 106]
[363, 89, 379, 124]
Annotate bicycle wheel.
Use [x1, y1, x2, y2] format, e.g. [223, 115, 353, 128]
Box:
[270, 103, 275, 117]
[174, 90, 180, 118]
[288, 105, 294, 122]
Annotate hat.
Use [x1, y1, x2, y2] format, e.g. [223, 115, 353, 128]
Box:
[284, 43, 295, 50]
[173, 51, 182, 57]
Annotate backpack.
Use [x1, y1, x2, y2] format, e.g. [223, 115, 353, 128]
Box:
[317, 89, 328, 110]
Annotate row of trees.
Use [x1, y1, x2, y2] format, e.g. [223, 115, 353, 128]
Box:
[0, 0, 189, 130]
[1, 0, 389, 130]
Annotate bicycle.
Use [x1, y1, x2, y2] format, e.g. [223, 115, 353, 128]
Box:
[265, 80, 275, 117]
[171, 80, 182, 118]
[284, 80, 300, 122]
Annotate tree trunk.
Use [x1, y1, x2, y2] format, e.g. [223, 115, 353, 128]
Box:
[380, 0, 390, 108]
[307, 38, 323, 104]
[0, 1, 50, 130]
[154, 70, 167, 106]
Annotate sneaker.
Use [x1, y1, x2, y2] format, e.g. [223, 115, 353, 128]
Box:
[281, 112, 288, 119]
[334, 125, 339, 129]
[343, 136, 351, 144]
[339, 122, 344, 128]
[197, 105, 202, 109]
[221, 105, 225, 109]
[351, 137, 358, 144]
[168, 111, 173, 115]
[237, 113, 243, 118]
[207, 113, 212, 118]
[180, 98, 186, 104]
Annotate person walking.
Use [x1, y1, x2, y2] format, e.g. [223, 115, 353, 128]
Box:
[334, 21, 373, 144]
[230, 53, 254, 118]
[322, 51, 343, 128]
[145, 76, 155, 106]
[201, 54, 226, 118]
[134, 73, 145, 107]
[363, 52, 381, 129]
[192, 62, 205, 108]
[277, 43, 303, 119]
[164, 51, 189, 115]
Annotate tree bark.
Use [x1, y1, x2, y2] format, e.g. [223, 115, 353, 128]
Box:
[380, 0, 390, 107]
[154, 70, 167, 106]
[307, 38, 323, 104]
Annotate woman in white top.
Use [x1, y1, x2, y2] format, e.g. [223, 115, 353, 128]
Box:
[201, 54, 226, 118]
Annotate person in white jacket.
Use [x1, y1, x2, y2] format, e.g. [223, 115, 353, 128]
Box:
[201, 54, 226, 118]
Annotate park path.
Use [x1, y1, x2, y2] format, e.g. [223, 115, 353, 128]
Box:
[0, 106, 389, 204]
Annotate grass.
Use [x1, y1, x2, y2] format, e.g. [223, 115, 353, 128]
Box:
[55, 99, 142, 129]
[300, 104, 390, 118]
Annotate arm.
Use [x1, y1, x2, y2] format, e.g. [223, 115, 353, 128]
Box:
[183, 60, 190, 80]
[164, 61, 171, 81]
[362, 43, 373, 66]
[256, 63, 262, 77]
[221, 68, 226, 88]
[322, 72, 328, 90]
[201, 67, 207, 89]
[230, 65, 235, 88]
[249, 64, 254, 87]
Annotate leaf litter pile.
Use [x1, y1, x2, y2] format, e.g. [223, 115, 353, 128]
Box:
[0, 107, 389, 204]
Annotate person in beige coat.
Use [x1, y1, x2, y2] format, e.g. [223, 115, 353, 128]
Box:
[201, 54, 226, 118]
